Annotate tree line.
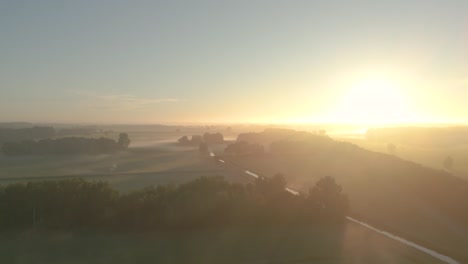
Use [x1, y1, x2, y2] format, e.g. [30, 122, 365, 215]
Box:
[0, 126, 104, 143]
[0, 175, 348, 232]
[2, 133, 131, 156]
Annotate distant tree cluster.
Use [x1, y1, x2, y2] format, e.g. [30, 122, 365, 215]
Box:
[191, 135, 204, 145]
[177, 133, 224, 146]
[0, 126, 55, 144]
[177, 136, 188, 144]
[224, 141, 264, 156]
[178, 135, 197, 145]
[117, 133, 131, 149]
[2, 133, 131, 156]
[0, 175, 348, 231]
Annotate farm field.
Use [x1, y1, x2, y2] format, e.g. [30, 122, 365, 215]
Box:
[0, 130, 242, 192]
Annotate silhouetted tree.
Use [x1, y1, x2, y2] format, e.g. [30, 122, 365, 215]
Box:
[178, 136, 190, 144]
[255, 173, 287, 196]
[190, 135, 203, 145]
[308, 176, 348, 221]
[118, 133, 131, 149]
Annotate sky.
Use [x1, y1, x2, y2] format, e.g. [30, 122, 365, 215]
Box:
[0, 0, 467, 124]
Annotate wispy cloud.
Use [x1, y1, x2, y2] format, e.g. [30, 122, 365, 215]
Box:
[69, 90, 183, 111]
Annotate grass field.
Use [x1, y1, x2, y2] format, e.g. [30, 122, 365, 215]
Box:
[0, 143, 253, 192]
[0, 129, 246, 192]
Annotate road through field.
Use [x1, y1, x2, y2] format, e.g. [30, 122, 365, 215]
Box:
[210, 152, 460, 264]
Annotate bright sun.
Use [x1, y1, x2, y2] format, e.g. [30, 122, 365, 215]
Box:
[329, 77, 415, 124]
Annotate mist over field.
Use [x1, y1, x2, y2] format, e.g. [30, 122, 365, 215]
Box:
[0, 123, 467, 264]
[2, 0, 468, 263]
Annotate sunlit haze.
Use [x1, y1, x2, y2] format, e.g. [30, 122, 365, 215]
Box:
[2, 2, 468, 263]
[1, 0, 467, 125]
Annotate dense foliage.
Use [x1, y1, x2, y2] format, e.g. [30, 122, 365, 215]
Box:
[0, 175, 348, 231]
[2, 133, 130, 155]
[117, 133, 131, 149]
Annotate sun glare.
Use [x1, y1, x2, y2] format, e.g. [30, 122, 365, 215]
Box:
[329, 76, 416, 125]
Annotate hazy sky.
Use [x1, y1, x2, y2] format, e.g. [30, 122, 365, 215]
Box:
[1, 0, 467, 124]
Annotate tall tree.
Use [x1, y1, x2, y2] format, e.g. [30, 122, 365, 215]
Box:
[118, 133, 131, 149]
[308, 176, 348, 220]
